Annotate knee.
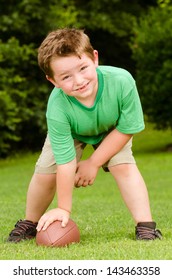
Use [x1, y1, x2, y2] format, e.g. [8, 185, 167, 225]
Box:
[108, 163, 136, 178]
[32, 173, 56, 190]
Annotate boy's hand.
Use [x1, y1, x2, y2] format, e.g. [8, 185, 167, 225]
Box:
[36, 208, 70, 232]
[75, 159, 99, 187]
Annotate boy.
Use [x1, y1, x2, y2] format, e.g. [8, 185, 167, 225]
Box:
[8, 28, 162, 242]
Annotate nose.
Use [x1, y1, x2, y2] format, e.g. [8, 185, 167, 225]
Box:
[74, 73, 83, 85]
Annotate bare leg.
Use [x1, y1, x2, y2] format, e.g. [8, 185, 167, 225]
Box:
[25, 173, 56, 223]
[109, 163, 152, 224]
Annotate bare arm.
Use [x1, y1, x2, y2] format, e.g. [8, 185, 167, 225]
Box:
[57, 158, 76, 213]
[75, 129, 132, 187]
[37, 158, 76, 231]
[90, 129, 132, 167]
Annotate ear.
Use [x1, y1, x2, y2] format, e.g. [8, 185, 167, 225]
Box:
[46, 75, 60, 87]
[93, 50, 99, 67]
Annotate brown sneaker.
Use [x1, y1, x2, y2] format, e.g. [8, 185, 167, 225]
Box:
[135, 222, 162, 240]
[7, 220, 38, 243]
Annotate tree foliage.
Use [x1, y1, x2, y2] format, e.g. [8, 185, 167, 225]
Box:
[73, 0, 157, 72]
[0, 0, 78, 156]
[131, 1, 172, 130]
[0, 0, 158, 156]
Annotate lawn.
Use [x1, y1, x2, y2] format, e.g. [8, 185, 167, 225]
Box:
[0, 122, 172, 260]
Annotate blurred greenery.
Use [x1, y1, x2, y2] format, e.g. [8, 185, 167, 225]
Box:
[0, 0, 172, 157]
[131, 0, 172, 130]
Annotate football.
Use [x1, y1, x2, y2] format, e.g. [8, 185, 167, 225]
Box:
[36, 219, 80, 247]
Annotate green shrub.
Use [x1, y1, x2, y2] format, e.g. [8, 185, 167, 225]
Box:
[131, 2, 172, 130]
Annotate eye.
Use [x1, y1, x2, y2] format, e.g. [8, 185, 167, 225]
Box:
[62, 75, 70, 81]
[80, 65, 88, 71]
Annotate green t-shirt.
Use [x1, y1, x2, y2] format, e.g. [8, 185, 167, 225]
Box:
[46, 66, 145, 164]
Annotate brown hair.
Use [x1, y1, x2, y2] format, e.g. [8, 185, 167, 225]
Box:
[38, 28, 94, 78]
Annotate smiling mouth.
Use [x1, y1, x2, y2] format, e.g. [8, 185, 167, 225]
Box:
[75, 82, 89, 92]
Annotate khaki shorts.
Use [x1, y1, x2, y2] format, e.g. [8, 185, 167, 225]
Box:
[35, 135, 135, 174]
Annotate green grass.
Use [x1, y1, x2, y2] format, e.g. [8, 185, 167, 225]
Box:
[0, 123, 172, 260]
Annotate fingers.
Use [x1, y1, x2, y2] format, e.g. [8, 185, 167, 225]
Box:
[36, 215, 54, 232]
[41, 219, 53, 231]
[36, 209, 70, 232]
[74, 173, 80, 186]
[61, 216, 69, 227]
[76, 179, 87, 187]
[74, 160, 95, 187]
[75, 171, 91, 187]
[75, 179, 94, 188]
[81, 180, 93, 187]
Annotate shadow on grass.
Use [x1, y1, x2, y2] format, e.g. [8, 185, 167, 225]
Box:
[134, 143, 172, 155]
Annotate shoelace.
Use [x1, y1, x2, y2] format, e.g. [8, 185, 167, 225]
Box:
[10, 220, 37, 236]
[136, 226, 162, 240]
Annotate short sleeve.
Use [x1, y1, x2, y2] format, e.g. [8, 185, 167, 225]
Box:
[116, 83, 145, 134]
[47, 116, 76, 164]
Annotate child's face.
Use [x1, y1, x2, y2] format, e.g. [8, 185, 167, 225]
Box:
[47, 50, 99, 103]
